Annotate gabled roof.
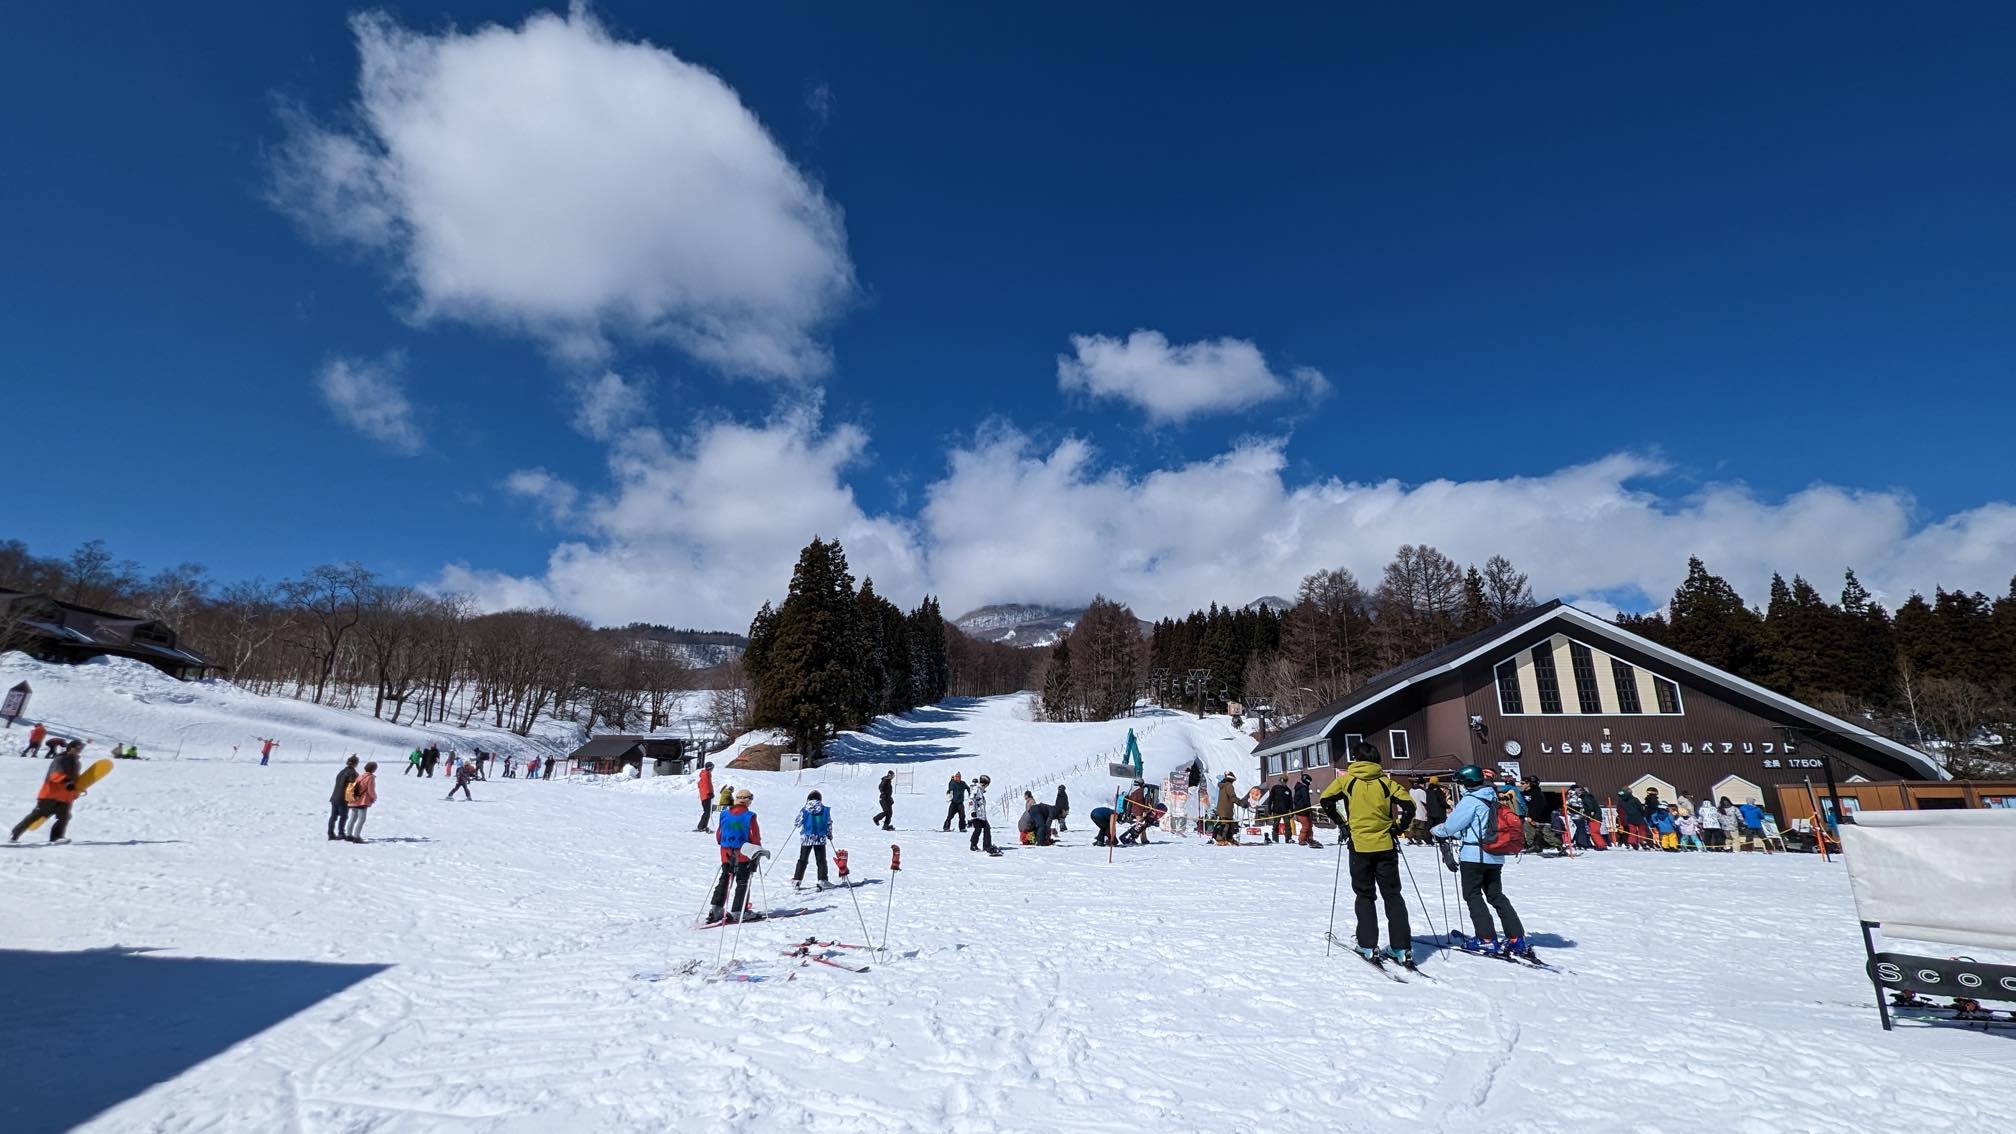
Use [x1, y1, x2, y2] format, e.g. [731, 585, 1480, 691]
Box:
[569, 734, 646, 760]
[1255, 601, 1566, 756]
[1253, 602, 1945, 781]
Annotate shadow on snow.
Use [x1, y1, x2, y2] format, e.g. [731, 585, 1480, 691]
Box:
[0, 946, 388, 1133]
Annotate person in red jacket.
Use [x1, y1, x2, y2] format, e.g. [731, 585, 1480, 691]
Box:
[18, 722, 46, 759]
[705, 788, 767, 924]
[695, 762, 716, 832]
[11, 740, 83, 844]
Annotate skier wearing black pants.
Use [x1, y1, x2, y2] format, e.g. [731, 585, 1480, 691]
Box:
[793, 790, 833, 890]
[943, 772, 968, 832]
[328, 756, 359, 840]
[873, 771, 896, 831]
[1054, 783, 1069, 831]
[1433, 764, 1531, 957]
[446, 760, 476, 801]
[1320, 741, 1415, 965]
[968, 775, 997, 854]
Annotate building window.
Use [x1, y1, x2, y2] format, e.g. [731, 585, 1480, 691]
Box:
[1389, 729, 1411, 761]
[1653, 677, 1683, 715]
[1341, 732, 1363, 761]
[1569, 641, 1603, 714]
[1531, 646, 1564, 714]
[1495, 659, 1525, 715]
[1310, 739, 1330, 767]
[1288, 748, 1304, 771]
[1612, 659, 1642, 713]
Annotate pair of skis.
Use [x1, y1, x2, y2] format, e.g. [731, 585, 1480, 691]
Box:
[1448, 940, 1567, 973]
[783, 938, 872, 973]
[1327, 932, 1425, 983]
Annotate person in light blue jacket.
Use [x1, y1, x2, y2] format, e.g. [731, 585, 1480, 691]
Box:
[792, 791, 834, 890]
[1431, 765, 1530, 958]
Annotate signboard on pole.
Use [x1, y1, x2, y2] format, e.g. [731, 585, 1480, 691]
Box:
[1, 682, 29, 726]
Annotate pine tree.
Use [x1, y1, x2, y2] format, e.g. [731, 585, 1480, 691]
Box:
[754, 538, 861, 762]
[1666, 556, 1763, 677]
[1460, 566, 1492, 633]
[1042, 638, 1077, 721]
[853, 579, 891, 725]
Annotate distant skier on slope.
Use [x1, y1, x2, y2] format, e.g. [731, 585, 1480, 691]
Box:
[10, 740, 84, 844]
[696, 762, 715, 832]
[329, 756, 360, 840]
[943, 772, 968, 832]
[18, 722, 46, 759]
[259, 737, 278, 766]
[873, 770, 896, 831]
[968, 775, 998, 855]
[1053, 783, 1069, 831]
[793, 790, 833, 891]
[1434, 764, 1531, 958]
[405, 749, 422, 777]
[1320, 740, 1416, 968]
[707, 789, 768, 923]
[446, 757, 477, 802]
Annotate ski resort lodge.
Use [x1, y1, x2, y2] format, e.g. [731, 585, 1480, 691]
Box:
[0, 587, 218, 679]
[557, 734, 696, 778]
[1252, 601, 1945, 821]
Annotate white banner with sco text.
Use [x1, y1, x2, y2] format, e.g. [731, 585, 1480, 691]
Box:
[1841, 809, 2016, 951]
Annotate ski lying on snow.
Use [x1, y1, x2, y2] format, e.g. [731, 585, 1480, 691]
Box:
[1447, 944, 1567, 973]
[1328, 934, 1409, 983]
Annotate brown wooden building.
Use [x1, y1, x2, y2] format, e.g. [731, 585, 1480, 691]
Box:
[1252, 601, 1942, 810]
[0, 588, 220, 680]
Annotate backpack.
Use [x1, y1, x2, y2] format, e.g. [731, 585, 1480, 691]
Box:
[1481, 791, 1525, 856]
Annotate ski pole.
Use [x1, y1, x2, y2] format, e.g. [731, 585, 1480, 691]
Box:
[764, 822, 801, 879]
[1324, 823, 1346, 957]
[1435, 842, 1451, 954]
[1398, 843, 1438, 955]
[838, 850, 875, 949]
[879, 845, 901, 958]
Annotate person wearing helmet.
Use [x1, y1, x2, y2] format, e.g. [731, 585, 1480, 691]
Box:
[695, 762, 716, 832]
[943, 772, 969, 832]
[1318, 740, 1417, 966]
[968, 775, 998, 855]
[874, 770, 897, 831]
[706, 788, 766, 924]
[1433, 764, 1530, 958]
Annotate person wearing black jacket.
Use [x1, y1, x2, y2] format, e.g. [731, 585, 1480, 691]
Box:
[1053, 783, 1070, 831]
[873, 771, 896, 831]
[1423, 779, 1449, 829]
[1264, 781, 1294, 844]
[1617, 789, 1649, 849]
[10, 741, 84, 844]
[329, 756, 360, 840]
[1292, 773, 1321, 847]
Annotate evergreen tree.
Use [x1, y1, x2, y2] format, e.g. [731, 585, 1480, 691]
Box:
[1838, 568, 1896, 704]
[879, 596, 914, 715]
[1460, 566, 1492, 633]
[744, 602, 779, 710]
[1666, 556, 1762, 677]
[853, 579, 892, 725]
[753, 538, 861, 762]
[1042, 638, 1077, 721]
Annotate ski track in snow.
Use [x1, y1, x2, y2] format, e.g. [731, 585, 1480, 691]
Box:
[1, 694, 2012, 1132]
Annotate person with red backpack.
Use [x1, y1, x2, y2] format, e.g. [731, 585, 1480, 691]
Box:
[1433, 764, 1531, 958]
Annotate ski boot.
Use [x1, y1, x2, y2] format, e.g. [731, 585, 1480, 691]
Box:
[1384, 947, 1416, 970]
[1455, 934, 1495, 953]
[1503, 936, 1534, 959]
[704, 906, 727, 925]
[737, 909, 766, 924]
[48, 838, 70, 846]
[1954, 997, 1986, 1018]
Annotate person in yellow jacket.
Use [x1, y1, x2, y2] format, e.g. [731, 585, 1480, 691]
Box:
[1318, 740, 1417, 967]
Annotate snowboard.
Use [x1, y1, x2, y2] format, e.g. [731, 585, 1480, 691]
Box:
[24, 758, 112, 832]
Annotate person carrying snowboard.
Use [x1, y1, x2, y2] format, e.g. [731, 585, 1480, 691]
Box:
[18, 722, 46, 759]
[10, 739, 84, 844]
[792, 790, 833, 891]
[1054, 783, 1070, 831]
[1433, 764, 1531, 958]
[873, 770, 896, 831]
[943, 772, 968, 832]
[707, 788, 767, 923]
[968, 775, 997, 854]
[696, 762, 716, 832]
[329, 755, 360, 840]
[1320, 740, 1417, 967]
[344, 761, 379, 843]
[446, 757, 477, 801]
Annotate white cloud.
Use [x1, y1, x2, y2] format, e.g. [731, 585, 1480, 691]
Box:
[437, 406, 924, 628]
[1057, 330, 1328, 423]
[921, 431, 2016, 618]
[442, 408, 2016, 632]
[501, 468, 579, 522]
[569, 371, 651, 441]
[315, 352, 423, 454]
[270, 8, 853, 379]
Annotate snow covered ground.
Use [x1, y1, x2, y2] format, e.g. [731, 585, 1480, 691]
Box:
[3, 693, 2013, 1133]
[0, 652, 601, 765]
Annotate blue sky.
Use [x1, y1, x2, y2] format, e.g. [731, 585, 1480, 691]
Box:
[5, 3, 2013, 627]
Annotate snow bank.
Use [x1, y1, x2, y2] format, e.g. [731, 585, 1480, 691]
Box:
[0, 651, 579, 764]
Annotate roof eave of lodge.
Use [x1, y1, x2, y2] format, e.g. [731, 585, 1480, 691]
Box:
[1252, 603, 1947, 782]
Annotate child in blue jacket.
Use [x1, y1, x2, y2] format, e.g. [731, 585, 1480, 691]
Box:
[793, 791, 833, 890]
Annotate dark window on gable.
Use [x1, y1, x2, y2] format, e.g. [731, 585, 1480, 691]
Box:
[1654, 677, 1683, 715]
[1531, 646, 1564, 714]
[1569, 641, 1603, 713]
[1612, 659, 1642, 713]
[1495, 659, 1525, 715]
